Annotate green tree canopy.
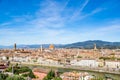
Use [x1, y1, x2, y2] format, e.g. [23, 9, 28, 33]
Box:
[0, 73, 8, 80]
[6, 75, 25, 80]
[43, 70, 62, 80]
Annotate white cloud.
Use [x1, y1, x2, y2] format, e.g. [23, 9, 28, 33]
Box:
[70, 0, 89, 20]
[100, 25, 120, 32]
[0, 0, 120, 45]
[0, 0, 67, 35]
[0, 22, 12, 26]
[79, 8, 104, 20]
[80, 23, 120, 38]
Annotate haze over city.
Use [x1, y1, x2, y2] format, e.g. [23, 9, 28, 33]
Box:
[0, 0, 120, 45]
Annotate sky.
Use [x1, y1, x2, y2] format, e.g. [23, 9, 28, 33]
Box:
[0, 0, 120, 45]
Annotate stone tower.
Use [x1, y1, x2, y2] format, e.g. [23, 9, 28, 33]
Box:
[14, 43, 17, 50]
[40, 45, 43, 52]
[94, 43, 97, 50]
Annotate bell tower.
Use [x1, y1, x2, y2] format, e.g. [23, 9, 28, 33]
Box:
[40, 45, 43, 52]
[14, 43, 16, 51]
[94, 43, 97, 50]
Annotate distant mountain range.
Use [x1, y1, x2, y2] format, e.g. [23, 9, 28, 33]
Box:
[63, 40, 120, 49]
[0, 40, 120, 49]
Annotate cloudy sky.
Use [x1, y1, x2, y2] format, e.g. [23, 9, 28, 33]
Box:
[0, 0, 120, 45]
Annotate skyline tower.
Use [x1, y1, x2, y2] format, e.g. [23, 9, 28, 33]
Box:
[94, 43, 97, 50]
[40, 45, 43, 52]
[14, 43, 16, 50]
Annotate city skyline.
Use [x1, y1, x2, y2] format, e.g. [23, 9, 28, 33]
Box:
[0, 0, 120, 45]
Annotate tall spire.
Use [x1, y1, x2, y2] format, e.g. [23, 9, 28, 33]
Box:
[14, 43, 16, 51]
[94, 43, 97, 50]
[40, 44, 43, 52]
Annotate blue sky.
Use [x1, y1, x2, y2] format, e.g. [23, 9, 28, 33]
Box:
[0, 0, 120, 45]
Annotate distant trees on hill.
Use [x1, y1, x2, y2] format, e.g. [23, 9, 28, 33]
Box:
[64, 40, 120, 49]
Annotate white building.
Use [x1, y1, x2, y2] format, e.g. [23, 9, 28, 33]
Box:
[37, 57, 59, 65]
[70, 59, 98, 67]
[105, 61, 120, 68]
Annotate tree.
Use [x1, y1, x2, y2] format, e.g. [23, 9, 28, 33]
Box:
[91, 76, 104, 80]
[53, 77, 62, 80]
[28, 70, 36, 78]
[47, 70, 55, 79]
[0, 73, 8, 80]
[6, 56, 9, 60]
[43, 70, 62, 80]
[6, 75, 25, 80]
[43, 70, 55, 80]
[5, 66, 35, 79]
